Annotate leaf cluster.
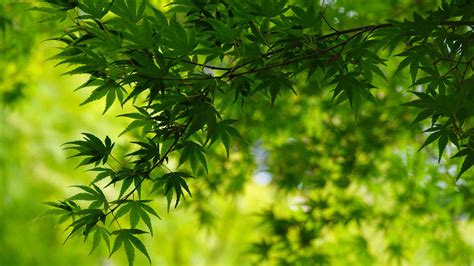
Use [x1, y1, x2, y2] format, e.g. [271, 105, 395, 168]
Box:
[37, 0, 474, 264]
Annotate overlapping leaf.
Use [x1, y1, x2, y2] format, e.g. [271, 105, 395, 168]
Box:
[113, 199, 160, 235]
[110, 229, 151, 266]
[156, 172, 194, 211]
[178, 141, 208, 173]
[64, 133, 114, 168]
[68, 184, 109, 209]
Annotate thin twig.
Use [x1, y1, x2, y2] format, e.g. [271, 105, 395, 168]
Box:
[322, 15, 339, 33]
[164, 57, 232, 71]
[226, 25, 378, 78]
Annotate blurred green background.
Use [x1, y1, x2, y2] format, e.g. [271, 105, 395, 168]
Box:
[1, 0, 474, 265]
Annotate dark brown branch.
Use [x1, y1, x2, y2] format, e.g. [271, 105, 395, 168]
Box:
[139, 19, 474, 87]
[158, 21, 473, 82]
[322, 15, 340, 33]
[228, 26, 370, 78]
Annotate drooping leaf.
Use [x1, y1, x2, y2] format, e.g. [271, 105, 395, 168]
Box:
[64, 133, 115, 168]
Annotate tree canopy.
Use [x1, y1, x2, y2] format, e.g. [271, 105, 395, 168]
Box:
[3, 0, 473, 264]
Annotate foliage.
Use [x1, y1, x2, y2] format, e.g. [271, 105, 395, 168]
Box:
[1, 2, 115, 264]
[0, 1, 56, 107]
[29, 0, 474, 264]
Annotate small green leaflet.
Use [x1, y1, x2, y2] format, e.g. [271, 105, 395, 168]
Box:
[452, 147, 474, 180]
[161, 15, 196, 55]
[57, 51, 108, 76]
[158, 172, 193, 211]
[417, 123, 454, 163]
[208, 119, 243, 158]
[289, 1, 321, 29]
[246, 0, 288, 18]
[113, 200, 161, 235]
[205, 18, 239, 43]
[68, 184, 109, 209]
[395, 45, 428, 82]
[118, 107, 154, 136]
[79, 79, 125, 114]
[127, 138, 161, 165]
[118, 175, 143, 199]
[110, 229, 151, 266]
[257, 74, 295, 106]
[63, 133, 115, 168]
[125, 19, 155, 49]
[403, 91, 437, 124]
[90, 225, 111, 254]
[88, 167, 115, 184]
[187, 102, 218, 137]
[78, 0, 111, 19]
[42, 200, 78, 224]
[110, 0, 146, 23]
[43, 0, 78, 11]
[65, 209, 106, 243]
[331, 73, 375, 115]
[178, 141, 208, 173]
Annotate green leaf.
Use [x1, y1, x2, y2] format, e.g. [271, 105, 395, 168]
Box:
[162, 15, 195, 54]
[118, 108, 154, 136]
[104, 87, 116, 114]
[455, 150, 474, 180]
[129, 205, 140, 228]
[112, 200, 160, 235]
[160, 172, 193, 210]
[249, 21, 267, 44]
[187, 102, 218, 137]
[371, 64, 387, 81]
[78, 0, 111, 19]
[208, 119, 242, 158]
[110, 233, 124, 257]
[80, 87, 108, 106]
[110, 0, 146, 23]
[88, 167, 115, 184]
[114, 201, 132, 220]
[418, 130, 441, 151]
[205, 18, 238, 42]
[289, 2, 320, 28]
[128, 234, 151, 264]
[409, 59, 419, 82]
[64, 133, 115, 167]
[127, 138, 161, 165]
[124, 240, 135, 266]
[65, 209, 105, 243]
[395, 57, 411, 73]
[68, 185, 108, 209]
[110, 229, 150, 265]
[165, 189, 173, 213]
[90, 226, 110, 254]
[179, 141, 208, 173]
[437, 134, 449, 163]
[43, 0, 78, 11]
